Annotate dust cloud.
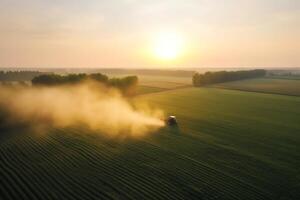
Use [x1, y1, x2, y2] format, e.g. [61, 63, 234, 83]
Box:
[0, 82, 165, 136]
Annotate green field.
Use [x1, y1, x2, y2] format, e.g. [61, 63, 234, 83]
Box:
[136, 85, 168, 95]
[107, 74, 191, 89]
[1, 87, 300, 200]
[213, 78, 300, 96]
[267, 76, 300, 80]
[138, 75, 192, 89]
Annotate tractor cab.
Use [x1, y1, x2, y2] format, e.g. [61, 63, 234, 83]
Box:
[166, 116, 178, 126]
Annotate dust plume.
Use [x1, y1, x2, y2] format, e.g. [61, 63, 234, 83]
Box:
[0, 82, 165, 136]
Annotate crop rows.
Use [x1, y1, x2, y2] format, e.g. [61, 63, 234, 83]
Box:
[0, 126, 279, 200]
[1, 87, 300, 199]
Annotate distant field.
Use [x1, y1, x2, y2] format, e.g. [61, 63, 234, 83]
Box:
[136, 85, 168, 95]
[136, 75, 192, 89]
[1, 87, 300, 199]
[267, 76, 300, 80]
[136, 75, 192, 94]
[213, 78, 300, 96]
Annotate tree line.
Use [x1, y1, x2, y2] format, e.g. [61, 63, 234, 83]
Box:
[32, 73, 138, 96]
[0, 71, 47, 81]
[193, 69, 266, 86]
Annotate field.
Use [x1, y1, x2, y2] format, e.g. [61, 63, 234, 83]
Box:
[137, 75, 192, 88]
[136, 85, 168, 95]
[213, 78, 300, 96]
[267, 75, 300, 80]
[136, 75, 192, 95]
[115, 74, 191, 90]
[1, 85, 300, 200]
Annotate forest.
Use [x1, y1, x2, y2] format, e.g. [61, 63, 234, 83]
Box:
[32, 73, 138, 96]
[193, 69, 266, 86]
[0, 71, 47, 81]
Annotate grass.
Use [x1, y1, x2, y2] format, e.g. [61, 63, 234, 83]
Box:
[212, 78, 300, 96]
[138, 88, 300, 199]
[1, 87, 300, 199]
[138, 75, 192, 89]
[108, 74, 192, 89]
[267, 76, 300, 80]
[136, 85, 168, 95]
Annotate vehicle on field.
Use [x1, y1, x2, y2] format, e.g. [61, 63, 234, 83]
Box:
[166, 116, 178, 126]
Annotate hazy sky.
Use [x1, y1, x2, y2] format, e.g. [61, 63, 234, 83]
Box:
[0, 0, 299, 68]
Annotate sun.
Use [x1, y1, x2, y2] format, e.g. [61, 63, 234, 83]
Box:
[152, 32, 184, 60]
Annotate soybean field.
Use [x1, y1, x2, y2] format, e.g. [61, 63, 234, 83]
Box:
[1, 87, 300, 200]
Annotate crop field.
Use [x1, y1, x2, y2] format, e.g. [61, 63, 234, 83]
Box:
[136, 85, 168, 95]
[1, 87, 300, 200]
[267, 76, 300, 80]
[137, 75, 192, 89]
[136, 75, 192, 95]
[212, 78, 300, 96]
[108, 74, 192, 89]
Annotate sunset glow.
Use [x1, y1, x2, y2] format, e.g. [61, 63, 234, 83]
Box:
[0, 0, 299, 68]
[152, 32, 184, 60]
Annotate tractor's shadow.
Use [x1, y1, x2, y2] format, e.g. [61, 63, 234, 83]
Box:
[166, 125, 181, 135]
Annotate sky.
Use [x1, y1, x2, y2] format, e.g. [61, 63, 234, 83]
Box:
[0, 0, 299, 69]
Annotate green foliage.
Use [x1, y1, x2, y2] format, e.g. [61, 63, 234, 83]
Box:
[213, 78, 300, 96]
[193, 69, 266, 86]
[109, 76, 138, 96]
[31, 73, 108, 86]
[139, 88, 300, 199]
[31, 73, 138, 96]
[108, 76, 137, 88]
[88, 73, 109, 82]
[0, 71, 47, 81]
[1, 88, 300, 199]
